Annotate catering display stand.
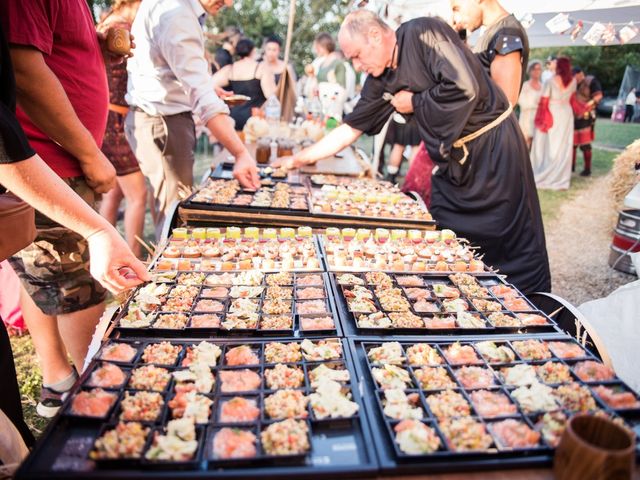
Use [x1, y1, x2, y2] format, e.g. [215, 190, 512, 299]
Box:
[16, 336, 378, 479]
[328, 272, 565, 338]
[348, 335, 640, 475]
[16, 218, 640, 479]
[177, 145, 436, 231]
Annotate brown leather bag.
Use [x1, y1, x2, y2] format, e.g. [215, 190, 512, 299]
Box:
[0, 191, 36, 261]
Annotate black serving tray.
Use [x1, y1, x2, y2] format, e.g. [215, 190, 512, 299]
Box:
[210, 161, 299, 183]
[16, 337, 378, 479]
[307, 187, 435, 228]
[329, 272, 563, 338]
[184, 177, 312, 218]
[148, 230, 324, 273]
[347, 335, 640, 475]
[317, 234, 494, 274]
[110, 272, 343, 339]
[181, 167, 436, 230]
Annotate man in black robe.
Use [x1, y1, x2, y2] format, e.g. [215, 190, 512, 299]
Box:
[276, 10, 550, 294]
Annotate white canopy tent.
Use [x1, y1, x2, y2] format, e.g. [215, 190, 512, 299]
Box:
[361, 0, 640, 47]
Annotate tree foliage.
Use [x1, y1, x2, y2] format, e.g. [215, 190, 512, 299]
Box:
[208, 0, 348, 75]
[89, 0, 348, 75]
[531, 44, 640, 94]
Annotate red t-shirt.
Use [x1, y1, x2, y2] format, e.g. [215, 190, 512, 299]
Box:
[0, 0, 108, 178]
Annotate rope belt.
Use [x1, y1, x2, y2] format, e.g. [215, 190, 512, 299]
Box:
[452, 103, 513, 165]
[108, 103, 129, 116]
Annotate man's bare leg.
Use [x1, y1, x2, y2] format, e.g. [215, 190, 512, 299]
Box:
[58, 302, 105, 373]
[19, 286, 73, 386]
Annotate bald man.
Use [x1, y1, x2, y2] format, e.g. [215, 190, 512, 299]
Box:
[276, 11, 550, 294]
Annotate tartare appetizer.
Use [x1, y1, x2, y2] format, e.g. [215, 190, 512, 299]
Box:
[182, 342, 221, 367]
[142, 341, 181, 365]
[129, 365, 170, 391]
[592, 385, 639, 409]
[553, 382, 597, 412]
[145, 418, 198, 461]
[172, 363, 215, 393]
[469, 390, 517, 418]
[372, 365, 413, 390]
[357, 312, 392, 328]
[219, 369, 262, 393]
[547, 341, 587, 359]
[535, 361, 571, 384]
[120, 391, 164, 422]
[500, 364, 538, 386]
[91, 422, 149, 460]
[389, 312, 424, 329]
[189, 314, 221, 328]
[382, 389, 423, 420]
[260, 419, 310, 456]
[100, 342, 137, 363]
[300, 315, 334, 330]
[260, 315, 293, 330]
[265, 364, 305, 390]
[367, 342, 405, 365]
[308, 378, 359, 419]
[442, 343, 482, 365]
[426, 390, 471, 419]
[296, 274, 323, 286]
[224, 345, 260, 366]
[70, 388, 117, 417]
[475, 341, 516, 364]
[264, 342, 302, 363]
[218, 397, 260, 423]
[511, 340, 551, 361]
[573, 361, 615, 382]
[534, 411, 567, 447]
[395, 275, 424, 287]
[490, 419, 540, 449]
[297, 287, 325, 299]
[266, 286, 293, 300]
[394, 420, 441, 454]
[454, 366, 496, 389]
[440, 417, 493, 452]
[301, 339, 342, 361]
[153, 313, 188, 330]
[512, 382, 558, 413]
[308, 364, 350, 386]
[406, 344, 442, 366]
[264, 390, 308, 419]
[487, 312, 521, 328]
[413, 367, 456, 390]
[87, 363, 126, 388]
[168, 390, 212, 423]
[212, 428, 257, 459]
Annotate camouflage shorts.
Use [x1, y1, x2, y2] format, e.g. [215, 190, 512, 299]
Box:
[8, 177, 107, 315]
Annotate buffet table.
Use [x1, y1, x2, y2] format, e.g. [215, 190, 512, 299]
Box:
[15, 168, 640, 479]
[178, 146, 435, 230]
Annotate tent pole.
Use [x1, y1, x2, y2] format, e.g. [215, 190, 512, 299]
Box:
[279, 0, 297, 111]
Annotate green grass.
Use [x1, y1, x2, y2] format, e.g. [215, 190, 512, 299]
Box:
[9, 334, 50, 437]
[594, 119, 640, 150]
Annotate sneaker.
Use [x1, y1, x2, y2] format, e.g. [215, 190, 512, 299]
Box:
[36, 386, 68, 418]
[580, 169, 591, 177]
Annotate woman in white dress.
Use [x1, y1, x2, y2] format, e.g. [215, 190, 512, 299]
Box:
[518, 60, 543, 149]
[530, 57, 576, 190]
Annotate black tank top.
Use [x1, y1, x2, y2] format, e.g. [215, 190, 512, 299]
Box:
[228, 63, 267, 130]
